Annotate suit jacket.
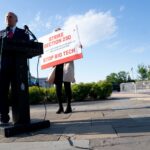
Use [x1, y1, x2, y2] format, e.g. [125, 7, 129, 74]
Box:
[0, 27, 29, 41]
[8, 27, 29, 41]
[0, 27, 29, 68]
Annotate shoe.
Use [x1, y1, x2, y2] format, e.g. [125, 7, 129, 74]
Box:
[64, 106, 72, 114]
[56, 107, 64, 114]
[0, 114, 10, 124]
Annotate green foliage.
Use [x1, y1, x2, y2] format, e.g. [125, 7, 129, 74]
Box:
[45, 87, 57, 103]
[106, 71, 130, 91]
[106, 71, 129, 84]
[137, 64, 149, 80]
[89, 81, 112, 99]
[106, 73, 119, 83]
[72, 83, 90, 101]
[29, 86, 46, 104]
[118, 71, 129, 83]
[28, 81, 113, 104]
[89, 82, 100, 99]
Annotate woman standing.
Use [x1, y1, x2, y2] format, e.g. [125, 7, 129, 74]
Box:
[47, 28, 76, 114]
[48, 61, 75, 114]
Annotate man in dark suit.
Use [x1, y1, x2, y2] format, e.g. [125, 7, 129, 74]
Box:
[0, 12, 29, 124]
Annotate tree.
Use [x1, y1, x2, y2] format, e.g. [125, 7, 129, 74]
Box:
[137, 64, 148, 80]
[118, 71, 128, 83]
[106, 71, 129, 84]
[106, 71, 130, 91]
[106, 73, 119, 84]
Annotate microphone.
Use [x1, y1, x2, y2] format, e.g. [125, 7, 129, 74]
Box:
[24, 25, 37, 41]
[0, 26, 10, 39]
[6, 26, 11, 31]
[0, 27, 10, 70]
[24, 25, 29, 31]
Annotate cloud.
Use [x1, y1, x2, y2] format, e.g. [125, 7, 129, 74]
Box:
[63, 10, 117, 47]
[45, 22, 51, 29]
[55, 15, 63, 21]
[35, 12, 41, 22]
[27, 10, 117, 46]
[28, 12, 51, 32]
[132, 47, 146, 54]
[106, 40, 121, 49]
[120, 5, 125, 12]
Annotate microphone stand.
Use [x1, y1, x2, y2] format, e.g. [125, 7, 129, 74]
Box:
[0, 30, 7, 70]
[23, 25, 39, 86]
[24, 25, 37, 41]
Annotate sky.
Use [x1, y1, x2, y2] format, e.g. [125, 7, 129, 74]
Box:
[0, 0, 150, 83]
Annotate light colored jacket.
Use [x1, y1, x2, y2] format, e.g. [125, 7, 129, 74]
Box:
[47, 61, 75, 84]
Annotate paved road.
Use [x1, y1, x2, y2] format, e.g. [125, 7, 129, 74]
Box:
[1, 92, 150, 149]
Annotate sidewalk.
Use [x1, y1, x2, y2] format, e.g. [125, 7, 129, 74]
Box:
[1, 92, 150, 149]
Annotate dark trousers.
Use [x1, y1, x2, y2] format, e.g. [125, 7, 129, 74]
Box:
[0, 56, 14, 116]
[0, 53, 30, 124]
[54, 64, 72, 108]
[55, 82, 72, 108]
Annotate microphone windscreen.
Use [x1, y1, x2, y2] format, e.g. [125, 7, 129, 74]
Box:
[24, 25, 29, 30]
[6, 26, 10, 31]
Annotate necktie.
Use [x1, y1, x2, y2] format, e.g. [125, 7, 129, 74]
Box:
[7, 29, 14, 39]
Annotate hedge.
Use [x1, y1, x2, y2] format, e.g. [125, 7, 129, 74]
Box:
[29, 81, 113, 104]
[29, 86, 45, 104]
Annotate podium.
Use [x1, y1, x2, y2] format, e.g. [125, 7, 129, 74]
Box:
[0, 39, 50, 137]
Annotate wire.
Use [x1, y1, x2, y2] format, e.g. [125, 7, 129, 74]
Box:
[27, 33, 48, 121]
[36, 55, 47, 121]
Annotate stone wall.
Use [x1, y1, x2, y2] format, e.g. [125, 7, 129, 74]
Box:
[120, 81, 150, 93]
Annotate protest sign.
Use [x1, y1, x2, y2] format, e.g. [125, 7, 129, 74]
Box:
[39, 26, 83, 69]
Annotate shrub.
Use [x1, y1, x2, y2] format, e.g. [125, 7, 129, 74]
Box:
[29, 86, 45, 104]
[89, 82, 99, 99]
[89, 81, 112, 100]
[28, 81, 113, 104]
[72, 83, 90, 101]
[45, 87, 57, 103]
[97, 81, 112, 99]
